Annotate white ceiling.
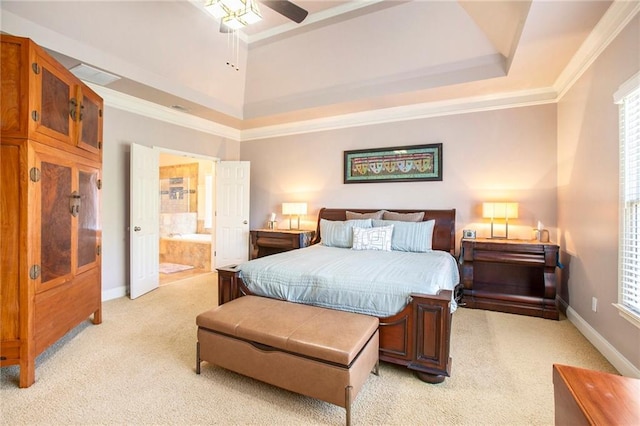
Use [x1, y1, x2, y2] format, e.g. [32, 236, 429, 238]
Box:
[1, 0, 631, 135]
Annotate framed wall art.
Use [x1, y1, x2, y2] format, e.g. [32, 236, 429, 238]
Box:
[344, 143, 442, 183]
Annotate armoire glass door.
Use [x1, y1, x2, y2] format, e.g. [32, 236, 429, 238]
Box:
[77, 167, 100, 273]
[39, 160, 73, 286]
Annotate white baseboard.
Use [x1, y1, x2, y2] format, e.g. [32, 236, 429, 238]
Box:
[566, 306, 640, 378]
[102, 285, 127, 302]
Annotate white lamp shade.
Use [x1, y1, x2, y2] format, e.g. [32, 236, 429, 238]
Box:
[482, 202, 519, 219]
[282, 203, 307, 215]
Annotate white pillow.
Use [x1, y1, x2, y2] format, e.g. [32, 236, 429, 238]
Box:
[320, 219, 372, 248]
[372, 219, 435, 252]
[352, 225, 393, 251]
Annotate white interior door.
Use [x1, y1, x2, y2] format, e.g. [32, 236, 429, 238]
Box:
[130, 143, 159, 299]
[215, 161, 250, 268]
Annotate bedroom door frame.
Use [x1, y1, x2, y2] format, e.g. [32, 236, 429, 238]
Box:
[130, 145, 250, 299]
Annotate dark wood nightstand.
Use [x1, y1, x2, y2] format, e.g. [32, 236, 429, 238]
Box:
[460, 238, 560, 320]
[249, 229, 315, 259]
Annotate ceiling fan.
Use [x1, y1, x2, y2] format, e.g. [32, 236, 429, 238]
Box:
[261, 1, 308, 24]
[212, 0, 309, 33]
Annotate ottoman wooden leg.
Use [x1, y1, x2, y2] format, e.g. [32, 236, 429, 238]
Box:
[345, 385, 353, 426]
[196, 341, 201, 374]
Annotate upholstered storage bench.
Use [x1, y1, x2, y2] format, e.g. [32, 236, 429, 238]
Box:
[196, 296, 379, 425]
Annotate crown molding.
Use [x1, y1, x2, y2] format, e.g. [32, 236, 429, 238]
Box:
[554, 0, 640, 100]
[240, 87, 557, 141]
[86, 82, 241, 141]
[89, 78, 557, 142]
[247, 0, 385, 45]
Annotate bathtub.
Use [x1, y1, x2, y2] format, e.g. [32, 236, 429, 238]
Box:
[160, 233, 212, 270]
[164, 233, 212, 243]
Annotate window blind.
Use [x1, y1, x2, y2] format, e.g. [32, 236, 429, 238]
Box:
[618, 82, 640, 318]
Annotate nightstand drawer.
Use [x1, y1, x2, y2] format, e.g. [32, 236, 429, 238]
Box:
[257, 236, 297, 249]
[250, 229, 315, 259]
[474, 250, 544, 265]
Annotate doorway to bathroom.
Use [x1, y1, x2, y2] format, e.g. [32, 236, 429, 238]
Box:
[158, 151, 215, 286]
[130, 143, 250, 299]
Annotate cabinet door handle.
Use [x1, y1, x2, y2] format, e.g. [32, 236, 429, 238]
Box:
[69, 98, 78, 121]
[69, 191, 81, 217]
[134, 226, 142, 232]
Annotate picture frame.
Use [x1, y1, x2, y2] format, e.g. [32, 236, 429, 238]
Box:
[344, 143, 442, 183]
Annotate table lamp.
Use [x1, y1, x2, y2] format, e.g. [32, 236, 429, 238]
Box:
[282, 202, 307, 230]
[482, 202, 518, 239]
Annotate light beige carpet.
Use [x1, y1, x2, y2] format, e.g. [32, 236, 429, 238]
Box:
[1, 275, 617, 425]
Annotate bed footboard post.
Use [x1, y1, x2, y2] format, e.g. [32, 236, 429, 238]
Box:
[408, 291, 453, 384]
[216, 266, 241, 305]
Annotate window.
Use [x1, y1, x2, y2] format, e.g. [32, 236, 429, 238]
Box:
[615, 72, 640, 328]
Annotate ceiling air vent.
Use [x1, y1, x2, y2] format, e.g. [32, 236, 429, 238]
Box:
[69, 63, 120, 86]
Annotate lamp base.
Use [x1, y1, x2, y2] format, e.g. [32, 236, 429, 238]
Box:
[288, 216, 300, 230]
[489, 221, 510, 239]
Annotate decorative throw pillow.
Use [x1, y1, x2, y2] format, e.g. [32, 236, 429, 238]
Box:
[372, 219, 435, 252]
[345, 210, 385, 220]
[382, 210, 425, 222]
[352, 225, 393, 251]
[320, 219, 372, 248]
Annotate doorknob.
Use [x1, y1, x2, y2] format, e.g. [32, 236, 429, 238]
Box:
[243, 220, 248, 224]
[134, 226, 141, 232]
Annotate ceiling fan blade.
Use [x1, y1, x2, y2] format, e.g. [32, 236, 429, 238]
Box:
[261, 1, 308, 24]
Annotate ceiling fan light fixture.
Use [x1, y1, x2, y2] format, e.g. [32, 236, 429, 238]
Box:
[222, 12, 247, 30]
[220, 0, 245, 13]
[238, 0, 262, 25]
[204, 0, 230, 19]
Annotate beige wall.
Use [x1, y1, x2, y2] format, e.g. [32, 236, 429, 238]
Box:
[557, 16, 640, 371]
[241, 104, 558, 249]
[101, 107, 239, 297]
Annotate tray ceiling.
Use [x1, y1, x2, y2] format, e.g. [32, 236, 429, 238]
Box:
[0, 0, 621, 134]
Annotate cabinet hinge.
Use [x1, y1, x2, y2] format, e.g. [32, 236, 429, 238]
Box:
[96, 245, 101, 256]
[97, 179, 102, 189]
[29, 167, 41, 182]
[98, 141, 102, 150]
[29, 265, 41, 280]
[99, 109, 103, 118]
[31, 110, 39, 122]
[31, 62, 40, 75]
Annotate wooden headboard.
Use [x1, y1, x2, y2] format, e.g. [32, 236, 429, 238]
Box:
[312, 208, 456, 255]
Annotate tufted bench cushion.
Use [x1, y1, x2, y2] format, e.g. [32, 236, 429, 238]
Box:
[196, 295, 379, 425]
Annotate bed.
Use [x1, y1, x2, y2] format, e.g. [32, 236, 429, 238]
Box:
[217, 208, 461, 383]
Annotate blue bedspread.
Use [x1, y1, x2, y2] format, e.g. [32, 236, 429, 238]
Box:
[238, 244, 459, 317]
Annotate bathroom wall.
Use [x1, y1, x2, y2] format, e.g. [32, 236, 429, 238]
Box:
[160, 163, 199, 215]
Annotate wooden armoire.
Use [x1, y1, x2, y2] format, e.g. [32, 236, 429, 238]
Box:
[1, 35, 103, 388]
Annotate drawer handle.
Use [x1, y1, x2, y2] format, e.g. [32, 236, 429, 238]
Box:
[250, 341, 276, 352]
